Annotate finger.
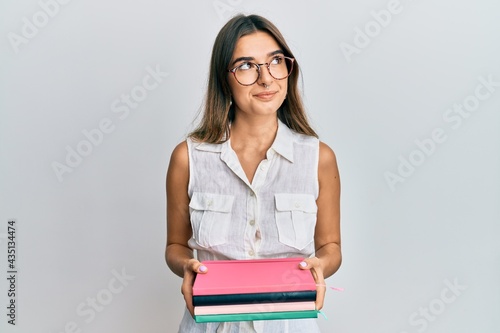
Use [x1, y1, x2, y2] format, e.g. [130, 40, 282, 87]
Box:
[315, 274, 326, 310]
[181, 269, 195, 298]
[186, 259, 208, 274]
[298, 256, 322, 269]
[299, 260, 309, 269]
[181, 260, 207, 318]
[197, 263, 208, 274]
[183, 292, 194, 316]
[181, 271, 195, 316]
[298, 258, 326, 310]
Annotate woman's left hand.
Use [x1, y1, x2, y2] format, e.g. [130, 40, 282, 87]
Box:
[298, 257, 326, 310]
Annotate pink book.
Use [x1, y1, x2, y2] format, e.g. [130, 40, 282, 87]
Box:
[192, 257, 316, 296]
[194, 301, 316, 315]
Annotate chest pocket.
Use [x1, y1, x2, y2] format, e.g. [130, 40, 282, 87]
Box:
[189, 192, 234, 248]
[275, 193, 317, 250]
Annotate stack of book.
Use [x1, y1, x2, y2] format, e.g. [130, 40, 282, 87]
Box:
[192, 257, 318, 323]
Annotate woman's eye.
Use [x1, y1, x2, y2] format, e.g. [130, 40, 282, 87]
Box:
[238, 62, 252, 70]
[270, 57, 283, 65]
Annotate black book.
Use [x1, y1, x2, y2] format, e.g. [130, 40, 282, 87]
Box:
[192, 290, 317, 307]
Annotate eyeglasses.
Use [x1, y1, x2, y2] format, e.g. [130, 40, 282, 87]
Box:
[228, 56, 295, 86]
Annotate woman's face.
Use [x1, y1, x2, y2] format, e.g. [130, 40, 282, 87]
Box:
[228, 31, 288, 119]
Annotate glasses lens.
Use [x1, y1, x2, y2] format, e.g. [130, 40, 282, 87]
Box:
[269, 56, 293, 80]
[234, 63, 259, 85]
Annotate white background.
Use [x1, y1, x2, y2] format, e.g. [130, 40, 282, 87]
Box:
[1, 0, 499, 332]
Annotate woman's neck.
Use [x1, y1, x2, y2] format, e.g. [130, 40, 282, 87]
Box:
[229, 116, 278, 151]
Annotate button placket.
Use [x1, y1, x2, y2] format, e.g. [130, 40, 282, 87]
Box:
[244, 186, 259, 258]
[252, 159, 269, 191]
[243, 155, 274, 259]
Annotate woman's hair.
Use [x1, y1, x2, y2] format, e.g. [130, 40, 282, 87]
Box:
[189, 14, 318, 143]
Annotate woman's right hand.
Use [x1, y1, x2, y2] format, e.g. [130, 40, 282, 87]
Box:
[181, 258, 208, 317]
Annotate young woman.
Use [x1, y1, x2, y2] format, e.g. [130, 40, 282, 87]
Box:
[165, 14, 341, 333]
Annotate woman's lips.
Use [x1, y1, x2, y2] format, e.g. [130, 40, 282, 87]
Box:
[253, 91, 278, 100]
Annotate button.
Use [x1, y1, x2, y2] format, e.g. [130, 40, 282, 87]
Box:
[260, 164, 267, 171]
[294, 202, 301, 208]
[249, 220, 255, 226]
[255, 230, 261, 239]
[249, 191, 255, 197]
[248, 250, 255, 256]
[207, 200, 213, 207]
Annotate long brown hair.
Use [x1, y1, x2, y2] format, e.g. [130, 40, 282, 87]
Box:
[189, 14, 318, 143]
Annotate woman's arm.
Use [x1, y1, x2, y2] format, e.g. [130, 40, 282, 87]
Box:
[315, 141, 342, 277]
[165, 141, 207, 316]
[165, 141, 192, 275]
[300, 141, 341, 310]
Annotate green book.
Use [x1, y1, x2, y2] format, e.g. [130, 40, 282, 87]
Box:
[194, 310, 318, 323]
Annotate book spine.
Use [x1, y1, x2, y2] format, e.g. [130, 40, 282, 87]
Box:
[194, 310, 319, 323]
[193, 291, 317, 307]
[194, 301, 316, 315]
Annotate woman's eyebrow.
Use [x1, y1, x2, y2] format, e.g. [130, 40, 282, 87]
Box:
[230, 56, 254, 67]
[230, 50, 284, 67]
[268, 50, 284, 57]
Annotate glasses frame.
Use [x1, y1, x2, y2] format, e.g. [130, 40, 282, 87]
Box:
[227, 56, 295, 86]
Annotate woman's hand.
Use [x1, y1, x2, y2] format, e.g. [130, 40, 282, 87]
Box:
[299, 257, 326, 310]
[181, 258, 208, 317]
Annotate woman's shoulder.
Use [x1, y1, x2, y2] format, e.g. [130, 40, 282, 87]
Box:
[288, 129, 319, 147]
[169, 137, 224, 165]
[318, 141, 339, 172]
[319, 141, 336, 156]
[169, 140, 189, 168]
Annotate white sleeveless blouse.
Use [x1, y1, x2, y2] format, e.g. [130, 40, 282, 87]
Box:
[178, 120, 322, 333]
